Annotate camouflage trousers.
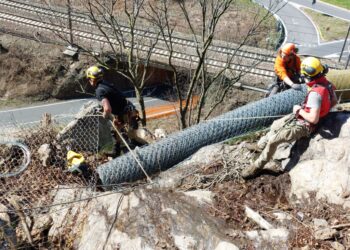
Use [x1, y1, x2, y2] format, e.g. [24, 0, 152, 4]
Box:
[113, 113, 155, 147]
[254, 114, 311, 168]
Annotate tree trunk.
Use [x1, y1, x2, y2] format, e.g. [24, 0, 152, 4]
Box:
[135, 88, 146, 126]
[180, 109, 186, 130]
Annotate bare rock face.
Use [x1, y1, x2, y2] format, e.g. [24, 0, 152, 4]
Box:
[48, 187, 238, 250]
[37, 144, 52, 167]
[289, 112, 350, 207]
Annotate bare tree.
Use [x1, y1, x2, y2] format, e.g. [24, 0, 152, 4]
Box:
[83, 0, 162, 125]
[146, 0, 284, 128]
[41, 0, 160, 126]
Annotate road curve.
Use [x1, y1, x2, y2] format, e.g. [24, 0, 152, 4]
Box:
[256, 0, 350, 60]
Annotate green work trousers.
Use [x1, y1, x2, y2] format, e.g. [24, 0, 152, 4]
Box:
[254, 114, 311, 168]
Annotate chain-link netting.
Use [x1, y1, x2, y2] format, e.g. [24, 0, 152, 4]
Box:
[0, 110, 101, 214]
[98, 87, 308, 186]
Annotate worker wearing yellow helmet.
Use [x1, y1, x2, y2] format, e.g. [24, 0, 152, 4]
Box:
[242, 57, 337, 179]
[86, 65, 152, 157]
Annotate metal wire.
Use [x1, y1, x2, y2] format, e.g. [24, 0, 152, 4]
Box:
[0, 141, 31, 178]
[0, 109, 100, 212]
[97, 87, 307, 186]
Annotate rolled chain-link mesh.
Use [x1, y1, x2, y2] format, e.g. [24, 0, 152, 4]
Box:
[0, 113, 100, 211]
[97, 87, 307, 186]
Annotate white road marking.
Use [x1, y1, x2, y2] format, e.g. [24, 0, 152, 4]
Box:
[0, 97, 160, 114]
[0, 99, 90, 113]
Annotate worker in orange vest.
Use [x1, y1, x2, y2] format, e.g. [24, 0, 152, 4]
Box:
[266, 43, 303, 96]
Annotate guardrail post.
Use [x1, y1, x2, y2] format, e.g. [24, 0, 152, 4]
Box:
[339, 25, 350, 63]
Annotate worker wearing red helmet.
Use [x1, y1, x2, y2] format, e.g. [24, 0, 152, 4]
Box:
[267, 43, 302, 96]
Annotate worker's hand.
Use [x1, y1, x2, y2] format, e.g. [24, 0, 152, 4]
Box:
[103, 111, 113, 120]
[291, 83, 302, 91]
[113, 117, 123, 128]
[293, 105, 302, 114]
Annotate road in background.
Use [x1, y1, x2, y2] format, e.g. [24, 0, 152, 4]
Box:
[255, 0, 350, 60]
[0, 96, 172, 124]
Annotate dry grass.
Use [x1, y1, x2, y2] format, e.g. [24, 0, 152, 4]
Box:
[0, 41, 67, 100]
[302, 8, 350, 42]
[35, 0, 279, 49]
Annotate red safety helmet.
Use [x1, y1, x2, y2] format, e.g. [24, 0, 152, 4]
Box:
[281, 43, 298, 56]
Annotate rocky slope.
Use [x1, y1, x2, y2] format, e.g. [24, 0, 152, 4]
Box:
[2, 112, 350, 249]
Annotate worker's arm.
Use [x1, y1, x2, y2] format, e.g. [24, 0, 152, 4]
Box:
[274, 56, 299, 89]
[101, 98, 112, 119]
[293, 105, 320, 124]
[283, 76, 294, 88]
[293, 91, 322, 124]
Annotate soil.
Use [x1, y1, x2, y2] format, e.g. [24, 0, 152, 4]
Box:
[209, 174, 350, 248]
[178, 162, 350, 248]
[161, 137, 350, 248]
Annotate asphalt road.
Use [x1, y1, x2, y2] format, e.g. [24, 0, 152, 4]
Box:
[0, 96, 170, 125]
[256, 0, 350, 60]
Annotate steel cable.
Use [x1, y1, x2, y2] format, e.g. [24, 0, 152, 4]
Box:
[0, 141, 31, 178]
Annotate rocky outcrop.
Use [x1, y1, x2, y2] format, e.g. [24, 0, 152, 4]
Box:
[48, 187, 239, 250]
[51, 61, 90, 99]
[288, 112, 350, 207]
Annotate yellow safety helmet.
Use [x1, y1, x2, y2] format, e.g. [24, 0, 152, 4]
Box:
[86, 65, 103, 79]
[301, 57, 324, 78]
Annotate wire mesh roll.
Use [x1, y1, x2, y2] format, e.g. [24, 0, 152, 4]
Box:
[97, 87, 307, 186]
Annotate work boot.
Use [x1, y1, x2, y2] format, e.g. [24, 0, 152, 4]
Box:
[245, 142, 263, 153]
[106, 143, 121, 158]
[264, 160, 283, 174]
[241, 164, 263, 179]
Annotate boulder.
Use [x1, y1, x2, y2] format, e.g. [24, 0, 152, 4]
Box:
[245, 228, 289, 250]
[289, 112, 350, 207]
[330, 241, 345, 250]
[48, 186, 239, 250]
[0, 43, 8, 54]
[51, 61, 87, 99]
[313, 228, 338, 240]
[37, 144, 52, 167]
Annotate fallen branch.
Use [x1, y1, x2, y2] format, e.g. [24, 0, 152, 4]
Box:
[331, 223, 350, 229]
[245, 205, 274, 230]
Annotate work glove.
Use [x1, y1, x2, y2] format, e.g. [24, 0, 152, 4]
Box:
[291, 83, 302, 91]
[113, 116, 124, 129]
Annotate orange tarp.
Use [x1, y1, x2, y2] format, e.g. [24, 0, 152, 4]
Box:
[145, 96, 199, 120]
